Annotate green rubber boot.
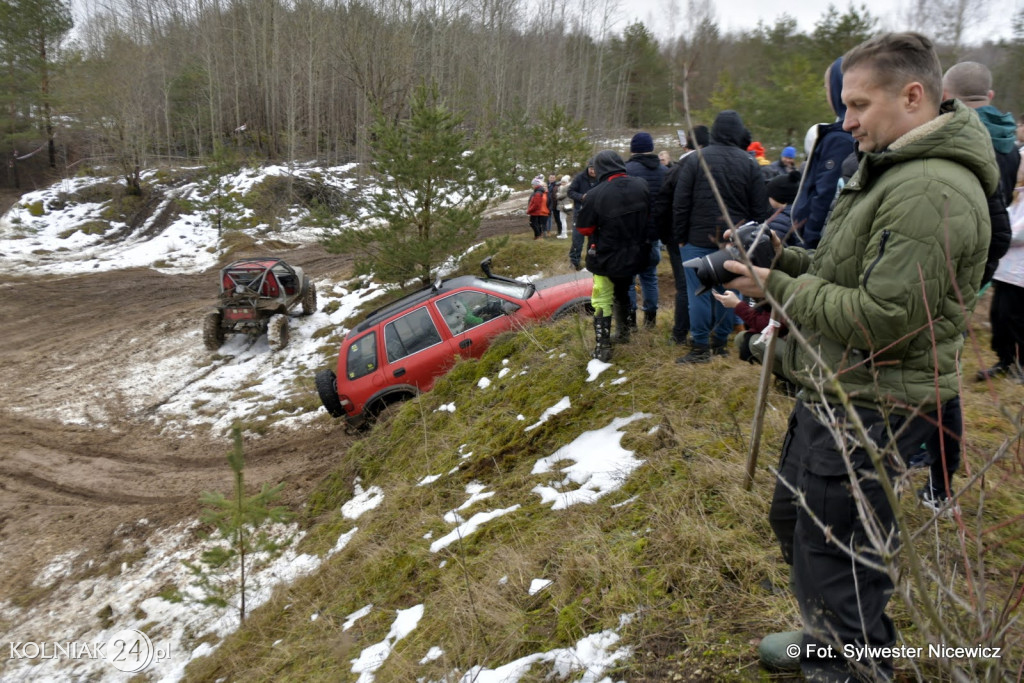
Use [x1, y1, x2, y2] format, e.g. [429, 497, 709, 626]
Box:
[758, 630, 802, 671]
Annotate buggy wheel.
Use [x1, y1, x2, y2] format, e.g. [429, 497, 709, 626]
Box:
[301, 279, 318, 315]
[315, 369, 345, 417]
[267, 314, 290, 351]
[203, 310, 225, 351]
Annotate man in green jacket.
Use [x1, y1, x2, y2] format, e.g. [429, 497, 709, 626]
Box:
[726, 33, 996, 681]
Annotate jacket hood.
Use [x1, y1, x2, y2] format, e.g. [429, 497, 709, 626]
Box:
[829, 56, 846, 120]
[974, 105, 1018, 154]
[852, 99, 999, 197]
[629, 153, 661, 170]
[593, 149, 627, 181]
[710, 110, 748, 148]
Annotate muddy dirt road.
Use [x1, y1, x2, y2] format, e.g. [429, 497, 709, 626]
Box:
[0, 213, 534, 610]
[0, 249, 355, 603]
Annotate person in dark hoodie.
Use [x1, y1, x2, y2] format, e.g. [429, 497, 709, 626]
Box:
[575, 150, 650, 361]
[791, 57, 857, 248]
[653, 125, 709, 346]
[672, 110, 770, 363]
[625, 131, 667, 331]
[567, 162, 599, 270]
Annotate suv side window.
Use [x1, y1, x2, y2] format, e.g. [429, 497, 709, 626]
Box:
[384, 307, 442, 362]
[346, 331, 378, 380]
[437, 291, 516, 335]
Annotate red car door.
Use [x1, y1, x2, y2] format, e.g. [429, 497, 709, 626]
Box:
[433, 289, 520, 359]
[379, 304, 455, 393]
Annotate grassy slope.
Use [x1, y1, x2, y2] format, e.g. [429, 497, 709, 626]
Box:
[184, 235, 1024, 682]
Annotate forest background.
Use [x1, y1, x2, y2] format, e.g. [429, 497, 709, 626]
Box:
[3, 0, 1024, 192]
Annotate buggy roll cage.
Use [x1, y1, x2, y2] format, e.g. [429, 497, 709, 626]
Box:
[220, 258, 296, 299]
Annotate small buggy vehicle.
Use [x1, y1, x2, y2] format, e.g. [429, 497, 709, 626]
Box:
[203, 258, 317, 352]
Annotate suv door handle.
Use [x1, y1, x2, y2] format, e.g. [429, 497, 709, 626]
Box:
[393, 367, 406, 377]
[459, 339, 472, 349]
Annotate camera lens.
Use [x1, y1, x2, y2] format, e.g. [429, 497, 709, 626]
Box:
[683, 223, 775, 295]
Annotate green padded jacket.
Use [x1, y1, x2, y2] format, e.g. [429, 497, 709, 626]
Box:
[767, 99, 998, 412]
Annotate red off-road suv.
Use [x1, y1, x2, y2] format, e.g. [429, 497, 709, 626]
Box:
[204, 258, 317, 352]
[315, 258, 593, 427]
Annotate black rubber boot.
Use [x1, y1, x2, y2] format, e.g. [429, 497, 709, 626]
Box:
[627, 308, 638, 332]
[593, 313, 613, 361]
[643, 310, 657, 329]
[676, 343, 711, 364]
[611, 302, 631, 344]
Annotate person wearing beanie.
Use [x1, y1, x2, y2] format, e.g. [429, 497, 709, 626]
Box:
[625, 131, 666, 332]
[746, 141, 770, 166]
[764, 146, 798, 181]
[526, 174, 550, 239]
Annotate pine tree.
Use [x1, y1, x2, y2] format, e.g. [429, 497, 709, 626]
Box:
[0, 0, 72, 166]
[185, 425, 292, 623]
[322, 81, 507, 288]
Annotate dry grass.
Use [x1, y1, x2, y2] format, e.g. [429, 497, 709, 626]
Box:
[182, 236, 1023, 682]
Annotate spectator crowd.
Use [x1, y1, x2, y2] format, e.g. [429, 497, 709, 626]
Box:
[528, 32, 1021, 682]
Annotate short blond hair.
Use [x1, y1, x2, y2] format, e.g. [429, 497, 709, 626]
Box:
[843, 32, 943, 109]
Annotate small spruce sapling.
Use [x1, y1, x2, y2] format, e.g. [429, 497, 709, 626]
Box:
[185, 424, 293, 622]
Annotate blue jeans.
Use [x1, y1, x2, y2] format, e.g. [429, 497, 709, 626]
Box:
[681, 243, 733, 347]
[628, 242, 661, 313]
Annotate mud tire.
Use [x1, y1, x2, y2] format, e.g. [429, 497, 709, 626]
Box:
[203, 310, 225, 351]
[301, 279, 318, 315]
[267, 314, 290, 351]
[315, 369, 345, 417]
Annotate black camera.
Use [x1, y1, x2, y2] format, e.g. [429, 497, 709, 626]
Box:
[683, 222, 775, 295]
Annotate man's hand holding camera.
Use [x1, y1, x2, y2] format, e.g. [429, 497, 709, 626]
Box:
[720, 228, 782, 299]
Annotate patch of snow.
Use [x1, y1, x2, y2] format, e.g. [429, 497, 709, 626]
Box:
[350, 604, 424, 682]
[524, 396, 571, 432]
[532, 413, 652, 510]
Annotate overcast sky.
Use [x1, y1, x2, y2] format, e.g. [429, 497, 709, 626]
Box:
[619, 0, 1018, 46]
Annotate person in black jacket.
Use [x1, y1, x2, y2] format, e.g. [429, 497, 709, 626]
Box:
[625, 131, 667, 331]
[576, 150, 650, 361]
[653, 125, 709, 345]
[567, 163, 598, 270]
[672, 110, 770, 363]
